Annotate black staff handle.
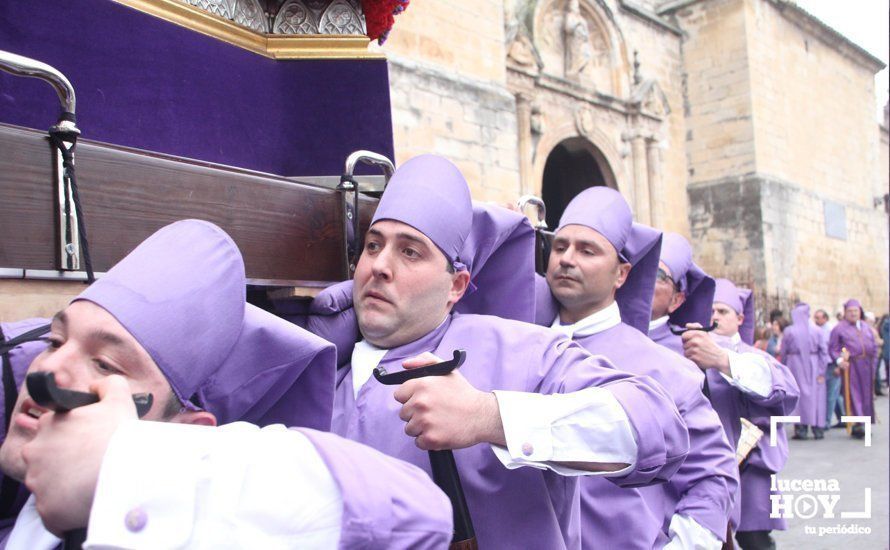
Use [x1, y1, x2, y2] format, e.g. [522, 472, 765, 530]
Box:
[374, 350, 478, 548]
[25, 372, 154, 550]
[669, 322, 719, 400]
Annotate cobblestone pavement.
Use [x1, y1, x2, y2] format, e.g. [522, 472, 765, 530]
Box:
[772, 393, 888, 549]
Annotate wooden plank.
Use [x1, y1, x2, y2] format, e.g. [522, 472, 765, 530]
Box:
[0, 123, 377, 283]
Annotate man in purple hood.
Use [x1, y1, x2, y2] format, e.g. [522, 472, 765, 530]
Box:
[828, 298, 877, 439]
[682, 279, 799, 550]
[535, 187, 737, 549]
[302, 155, 689, 549]
[782, 303, 829, 440]
[1, 220, 452, 549]
[648, 232, 716, 354]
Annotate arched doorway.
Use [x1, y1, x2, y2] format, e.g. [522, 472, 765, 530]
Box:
[541, 137, 615, 229]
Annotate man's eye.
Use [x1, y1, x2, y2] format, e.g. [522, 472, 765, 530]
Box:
[403, 248, 420, 258]
[95, 360, 121, 375]
[365, 241, 381, 252]
[44, 337, 63, 350]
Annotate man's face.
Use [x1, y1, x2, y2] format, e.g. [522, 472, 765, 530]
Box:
[0, 301, 181, 482]
[844, 306, 861, 324]
[814, 311, 828, 326]
[651, 261, 687, 320]
[353, 220, 469, 348]
[712, 302, 743, 337]
[546, 225, 630, 323]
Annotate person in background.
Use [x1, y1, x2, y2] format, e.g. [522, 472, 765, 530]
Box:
[828, 300, 878, 439]
[782, 303, 829, 440]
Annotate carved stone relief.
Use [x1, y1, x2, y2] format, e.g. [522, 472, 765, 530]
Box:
[182, 0, 367, 35]
[534, 0, 613, 92]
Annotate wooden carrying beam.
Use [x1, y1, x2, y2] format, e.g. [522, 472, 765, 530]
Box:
[0, 123, 377, 285]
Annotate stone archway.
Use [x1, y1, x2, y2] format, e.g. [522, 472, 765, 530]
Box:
[540, 136, 616, 228]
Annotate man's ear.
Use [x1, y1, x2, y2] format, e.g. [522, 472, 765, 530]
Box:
[448, 270, 471, 307]
[737, 312, 745, 327]
[668, 291, 687, 314]
[614, 262, 632, 289]
[172, 410, 217, 427]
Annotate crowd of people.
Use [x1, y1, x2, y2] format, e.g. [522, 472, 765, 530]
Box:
[0, 153, 880, 549]
[753, 303, 885, 440]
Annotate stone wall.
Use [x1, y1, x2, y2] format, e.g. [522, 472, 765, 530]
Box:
[669, 0, 757, 185]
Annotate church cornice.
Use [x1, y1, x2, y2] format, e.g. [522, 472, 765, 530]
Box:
[111, 0, 383, 59]
[617, 0, 682, 36]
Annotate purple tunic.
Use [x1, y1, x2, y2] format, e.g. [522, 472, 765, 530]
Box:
[296, 428, 453, 549]
[828, 318, 877, 420]
[571, 323, 737, 547]
[649, 321, 685, 356]
[707, 336, 798, 532]
[316, 307, 688, 549]
[782, 304, 828, 427]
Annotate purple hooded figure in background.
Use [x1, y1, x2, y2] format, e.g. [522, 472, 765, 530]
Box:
[303, 155, 690, 550]
[534, 187, 737, 549]
[683, 278, 799, 548]
[828, 298, 877, 438]
[648, 232, 716, 355]
[782, 303, 829, 439]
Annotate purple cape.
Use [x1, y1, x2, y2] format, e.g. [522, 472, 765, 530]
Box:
[551, 187, 663, 333]
[828, 317, 877, 420]
[76, 220, 335, 429]
[328, 312, 688, 549]
[707, 336, 799, 530]
[295, 428, 453, 549]
[713, 279, 756, 345]
[572, 323, 737, 547]
[658, 232, 716, 327]
[782, 303, 828, 427]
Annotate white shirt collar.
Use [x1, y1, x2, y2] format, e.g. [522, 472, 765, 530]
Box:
[350, 340, 388, 399]
[649, 315, 669, 331]
[551, 302, 622, 339]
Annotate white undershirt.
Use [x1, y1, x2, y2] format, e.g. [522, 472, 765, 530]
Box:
[550, 302, 622, 338]
[649, 315, 670, 332]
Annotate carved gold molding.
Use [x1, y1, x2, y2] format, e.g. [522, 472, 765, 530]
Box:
[112, 0, 384, 59]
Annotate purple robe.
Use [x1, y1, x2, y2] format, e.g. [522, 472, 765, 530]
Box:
[649, 321, 685, 356]
[296, 428, 453, 549]
[571, 323, 737, 547]
[0, 319, 50, 543]
[828, 317, 877, 420]
[782, 304, 828, 427]
[312, 300, 688, 549]
[707, 336, 798, 532]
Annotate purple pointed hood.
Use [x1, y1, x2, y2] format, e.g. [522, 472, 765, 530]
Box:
[452, 202, 536, 322]
[371, 154, 473, 270]
[75, 220, 335, 429]
[659, 232, 716, 326]
[786, 302, 812, 358]
[713, 278, 756, 345]
[557, 187, 662, 333]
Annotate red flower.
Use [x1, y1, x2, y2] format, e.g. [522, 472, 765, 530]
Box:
[362, 0, 410, 44]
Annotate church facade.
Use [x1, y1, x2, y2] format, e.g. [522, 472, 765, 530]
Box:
[382, 0, 889, 317]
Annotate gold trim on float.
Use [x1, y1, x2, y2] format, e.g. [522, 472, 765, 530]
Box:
[112, 0, 385, 60]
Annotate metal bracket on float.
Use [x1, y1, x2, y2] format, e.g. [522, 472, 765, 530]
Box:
[517, 195, 554, 274]
[338, 151, 395, 276]
[0, 50, 82, 272]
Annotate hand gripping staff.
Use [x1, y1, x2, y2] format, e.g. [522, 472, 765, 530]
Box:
[374, 350, 478, 549]
[24, 372, 154, 550]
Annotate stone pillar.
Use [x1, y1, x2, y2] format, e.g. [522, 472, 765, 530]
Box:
[646, 138, 663, 228]
[631, 134, 651, 224]
[515, 94, 534, 195]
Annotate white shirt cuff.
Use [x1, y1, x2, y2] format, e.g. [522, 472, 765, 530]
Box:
[719, 350, 773, 398]
[663, 514, 723, 550]
[488, 387, 637, 476]
[85, 421, 342, 549]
